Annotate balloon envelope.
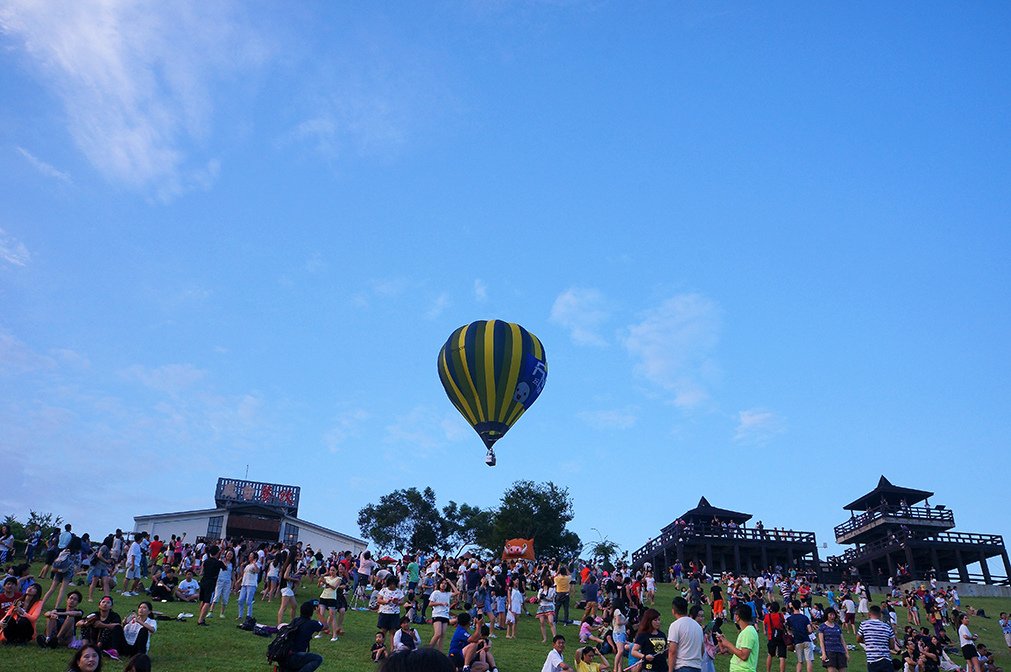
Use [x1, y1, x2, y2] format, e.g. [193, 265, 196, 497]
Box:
[437, 319, 547, 450]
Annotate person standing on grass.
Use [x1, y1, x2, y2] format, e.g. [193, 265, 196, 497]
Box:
[719, 604, 760, 672]
[667, 597, 704, 672]
[377, 574, 405, 652]
[210, 548, 236, 619]
[763, 602, 788, 672]
[196, 544, 225, 626]
[786, 600, 814, 672]
[857, 605, 899, 672]
[124, 533, 146, 597]
[237, 552, 259, 620]
[631, 608, 668, 672]
[555, 565, 572, 626]
[958, 613, 982, 672]
[999, 612, 1011, 652]
[816, 608, 848, 672]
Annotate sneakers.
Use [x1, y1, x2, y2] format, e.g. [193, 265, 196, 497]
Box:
[331, 636, 340, 642]
[313, 633, 322, 639]
[197, 621, 210, 626]
[219, 613, 225, 618]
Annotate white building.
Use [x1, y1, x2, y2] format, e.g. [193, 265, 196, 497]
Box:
[133, 478, 367, 555]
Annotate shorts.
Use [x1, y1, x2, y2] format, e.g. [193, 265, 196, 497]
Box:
[822, 651, 847, 669]
[199, 584, 215, 603]
[281, 587, 295, 598]
[377, 612, 400, 631]
[506, 611, 516, 624]
[1004, 633, 1011, 648]
[713, 599, 724, 614]
[962, 645, 978, 660]
[768, 638, 788, 658]
[268, 576, 280, 584]
[126, 566, 142, 580]
[92, 566, 110, 579]
[537, 605, 555, 616]
[495, 597, 506, 614]
[433, 616, 450, 624]
[319, 598, 337, 609]
[844, 613, 855, 624]
[795, 642, 813, 662]
[45, 549, 59, 565]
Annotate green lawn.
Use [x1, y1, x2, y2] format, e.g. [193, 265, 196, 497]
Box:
[4, 571, 1011, 672]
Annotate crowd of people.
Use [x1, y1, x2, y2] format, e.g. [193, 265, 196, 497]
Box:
[1, 522, 1009, 672]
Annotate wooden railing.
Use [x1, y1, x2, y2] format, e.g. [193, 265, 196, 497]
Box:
[829, 530, 1005, 567]
[633, 525, 816, 563]
[834, 505, 954, 539]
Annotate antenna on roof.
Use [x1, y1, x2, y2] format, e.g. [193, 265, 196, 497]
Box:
[245, 464, 249, 479]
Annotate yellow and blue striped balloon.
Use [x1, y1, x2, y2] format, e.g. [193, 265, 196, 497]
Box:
[437, 319, 548, 452]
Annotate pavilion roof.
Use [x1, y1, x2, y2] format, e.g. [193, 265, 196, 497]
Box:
[677, 496, 752, 524]
[843, 475, 933, 511]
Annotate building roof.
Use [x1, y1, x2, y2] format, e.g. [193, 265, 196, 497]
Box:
[287, 515, 367, 546]
[843, 476, 933, 511]
[666, 496, 752, 526]
[134, 507, 224, 521]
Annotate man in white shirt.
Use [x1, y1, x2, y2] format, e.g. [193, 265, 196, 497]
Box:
[668, 596, 704, 672]
[542, 634, 571, 672]
[175, 570, 200, 602]
[124, 533, 146, 596]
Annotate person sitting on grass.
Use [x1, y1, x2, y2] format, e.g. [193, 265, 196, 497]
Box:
[38, 589, 84, 648]
[576, 644, 611, 672]
[281, 599, 325, 672]
[80, 595, 123, 660]
[149, 565, 178, 602]
[0, 582, 44, 644]
[119, 601, 157, 657]
[393, 615, 422, 652]
[542, 634, 572, 672]
[67, 643, 103, 672]
[175, 570, 199, 602]
[373, 631, 390, 662]
[379, 647, 457, 672]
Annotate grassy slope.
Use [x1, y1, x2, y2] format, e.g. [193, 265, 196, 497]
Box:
[4, 571, 1011, 672]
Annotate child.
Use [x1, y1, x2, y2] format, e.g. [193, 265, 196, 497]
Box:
[371, 631, 388, 662]
[507, 584, 523, 639]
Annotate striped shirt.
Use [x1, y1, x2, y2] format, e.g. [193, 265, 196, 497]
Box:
[858, 618, 894, 662]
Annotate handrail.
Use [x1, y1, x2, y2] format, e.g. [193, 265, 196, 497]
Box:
[632, 524, 817, 563]
[834, 505, 954, 538]
[827, 530, 1005, 567]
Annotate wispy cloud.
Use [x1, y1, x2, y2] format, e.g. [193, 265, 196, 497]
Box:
[324, 408, 370, 452]
[0, 228, 31, 267]
[550, 287, 610, 346]
[473, 279, 488, 302]
[426, 292, 451, 320]
[733, 408, 785, 444]
[577, 407, 638, 430]
[16, 147, 72, 184]
[1, 1, 268, 198]
[120, 363, 206, 395]
[622, 293, 721, 408]
[385, 405, 468, 453]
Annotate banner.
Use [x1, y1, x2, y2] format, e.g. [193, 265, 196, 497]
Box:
[502, 538, 535, 560]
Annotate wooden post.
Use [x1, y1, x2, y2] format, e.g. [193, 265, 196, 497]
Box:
[904, 544, 916, 580]
[955, 549, 970, 583]
[979, 551, 993, 585]
[787, 546, 795, 569]
[733, 544, 742, 575]
[930, 548, 944, 581]
[886, 552, 895, 579]
[1001, 549, 1011, 583]
[761, 546, 768, 572]
[706, 543, 713, 573]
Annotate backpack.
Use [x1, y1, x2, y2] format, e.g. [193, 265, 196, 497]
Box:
[52, 549, 74, 573]
[266, 617, 304, 663]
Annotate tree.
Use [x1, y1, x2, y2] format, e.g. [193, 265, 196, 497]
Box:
[357, 487, 447, 555]
[441, 501, 494, 557]
[489, 481, 581, 559]
[589, 540, 620, 570]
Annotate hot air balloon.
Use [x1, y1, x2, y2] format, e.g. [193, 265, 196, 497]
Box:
[437, 320, 547, 466]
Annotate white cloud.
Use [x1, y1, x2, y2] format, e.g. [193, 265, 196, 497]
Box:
[385, 405, 468, 452]
[577, 407, 638, 430]
[0, 228, 31, 267]
[734, 408, 785, 444]
[473, 279, 488, 302]
[16, 147, 72, 184]
[0, 328, 54, 373]
[426, 292, 451, 320]
[324, 408, 370, 452]
[550, 287, 609, 346]
[1, 1, 267, 198]
[622, 293, 721, 408]
[120, 363, 206, 395]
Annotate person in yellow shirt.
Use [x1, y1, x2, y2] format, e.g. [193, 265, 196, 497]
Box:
[575, 645, 611, 672]
[554, 567, 572, 625]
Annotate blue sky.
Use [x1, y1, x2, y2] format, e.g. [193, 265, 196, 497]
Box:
[1, 1, 1009, 565]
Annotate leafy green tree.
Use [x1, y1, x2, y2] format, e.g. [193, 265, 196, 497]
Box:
[589, 540, 620, 570]
[489, 480, 581, 559]
[441, 501, 494, 557]
[357, 487, 447, 554]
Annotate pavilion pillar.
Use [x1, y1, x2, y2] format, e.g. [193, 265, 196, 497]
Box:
[1001, 550, 1011, 582]
[706, 543, 713, 572]
[930, 548, 942, 580]
[787, 547, 795, 569]
[761, 546, 768, 571]
[979, 551, 992, 585]
[904, 545, 916, 580]
[886, 552, 895, 579]
[955, 549, 970, 583]
[734, 544, 742, 575]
